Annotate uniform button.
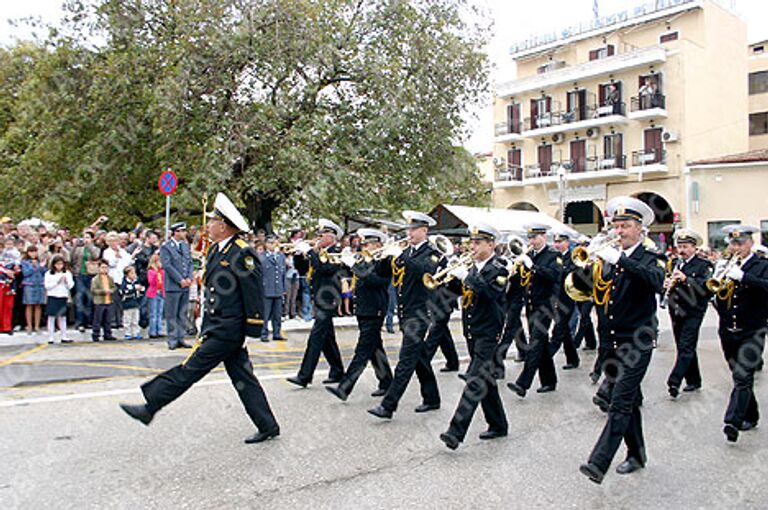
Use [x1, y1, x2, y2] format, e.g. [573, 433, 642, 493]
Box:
[610, 330, 615, 334]
[609, 315, 614, 319]
[209, 287, 215, 292]
[209, 298, 214, 303]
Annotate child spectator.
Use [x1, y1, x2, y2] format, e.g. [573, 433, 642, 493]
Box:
[120, 266, 145, 340]
[21, 245, 46, 334]
[44, 255, 74, 344]
[91, 260, 117, 342]
[146, 252, 165, 339]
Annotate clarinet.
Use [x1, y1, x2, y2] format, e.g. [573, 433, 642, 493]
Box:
[660, 258, 683, 309]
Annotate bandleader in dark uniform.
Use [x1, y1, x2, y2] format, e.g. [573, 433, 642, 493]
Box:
[579, 197, 663, 484]
[507, 223, 561, 398]
[439, 223, 509, 450]
[368, 211, 442, 419]
[287, 219, 346, 387]
[119, 192, 280, 444]
[664, 228, 712, 398]
[326, 229, 393, 401]
[714, 225, 768, 443]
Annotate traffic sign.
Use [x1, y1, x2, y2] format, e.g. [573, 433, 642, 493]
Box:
[158, 170, 178, 196]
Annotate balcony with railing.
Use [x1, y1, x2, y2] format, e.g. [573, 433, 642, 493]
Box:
[493, 156, 630, 188]
[496, 165, 524, 182]
[494, 121, 524, 143]
[630, 148, 668, 175]
[517, 103, 628, 139]
[628, 94, 667, 120]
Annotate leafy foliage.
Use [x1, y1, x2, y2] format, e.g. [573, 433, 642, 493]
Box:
[0, 0, 490, 232]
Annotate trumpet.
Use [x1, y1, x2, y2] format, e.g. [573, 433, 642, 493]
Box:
[319, 246, 352, 264]
[422, 252, 473, 290]
[361, 236, 411, 262]
[571, 232, 620, 268]
[706, 255, 742, 294]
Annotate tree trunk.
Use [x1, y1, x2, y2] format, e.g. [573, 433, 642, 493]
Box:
[243, 191, 280, 235]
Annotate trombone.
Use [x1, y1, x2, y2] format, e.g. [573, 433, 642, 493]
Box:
[422, 252, 473, 290]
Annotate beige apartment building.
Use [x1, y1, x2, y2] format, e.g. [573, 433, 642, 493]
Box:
[748, 40, 768, 150]
[490, 0, 754, 248]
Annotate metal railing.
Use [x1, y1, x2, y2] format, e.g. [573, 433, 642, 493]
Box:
[494, 121, 523, 136]
[496, 165, 524, 181]
[630, 94, 666, 112]
[631, 148, 666, 166]
[595, 101, 626, 117]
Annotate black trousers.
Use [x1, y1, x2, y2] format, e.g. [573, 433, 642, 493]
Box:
[574, 301, 597, 349]
[141, 337, 278, 432]
[92, 303, 113, 340]
[447, 334, 507, 441]
[720, 329, 766, 427]
[550, 303, 580, 366]
[425, 315, 459, 369]
[495, 302, 526, 374]
[588, 344, 652, 473]
[381, 315, 440, 412]
[338, 315, 393, 395]
[515, 309, 556, 390]
[667, 312, 704, 389]
[297, 308, 345, 383]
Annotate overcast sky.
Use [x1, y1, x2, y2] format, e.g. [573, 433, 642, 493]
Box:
[3, 0, 768, 153]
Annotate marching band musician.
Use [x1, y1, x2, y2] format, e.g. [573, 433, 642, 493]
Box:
[326, 228, 393, 401]
[714, 225, 768, 443]
[439, 223, 509, 450]
[119, 192, 280, 444]
[495, 235, 528, 375]
[664, 229, 712, 399]
[550, 229, 580, 370]
[507, 223, 562, 398]
[578, 196, 663, 484]
[368, 211, 442, 419]
[287, 219, 346, 388]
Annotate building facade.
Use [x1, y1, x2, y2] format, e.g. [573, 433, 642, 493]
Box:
[491, 0, 748, 247]
[748, 40, 768, 150]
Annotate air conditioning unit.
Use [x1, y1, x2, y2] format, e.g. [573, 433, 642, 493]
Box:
[552, 133, 565, 144]
[662, 130, 679, 142]
[492, 156, 506, 167]
[585, 127, 600, 139]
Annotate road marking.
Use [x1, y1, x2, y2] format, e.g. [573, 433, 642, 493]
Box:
[0, 344, 48, 367]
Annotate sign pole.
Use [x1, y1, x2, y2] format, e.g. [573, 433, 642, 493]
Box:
[165, 194, 171, 241]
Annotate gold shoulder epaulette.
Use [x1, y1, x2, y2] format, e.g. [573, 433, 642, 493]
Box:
[235, 239, 248, 249]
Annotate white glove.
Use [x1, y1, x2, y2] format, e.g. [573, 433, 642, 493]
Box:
[294, 241, 312, 255]
[341, 254, 356, 268]
[449, 265, 469, 281]
[725, 265, 744, 282]
[596, 245, 621, 265]
[518, 254, 533, 269]
[381, 243, 403, 259]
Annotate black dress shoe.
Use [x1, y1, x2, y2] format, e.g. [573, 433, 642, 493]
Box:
[167, 344, 177, 350]
[724, 424, 739, 443]
[682, 383, 701, 392]
[177, 341, 192, 349]
[579, 462, 604, 484]
[439, 432, 460, 450]
[322, 378, 342, 385]
[244, 427, 280, 444]
[739, 421, 758, 431]
[367, 405, 393, 419]
[104, 336, 117, 341]
[414, 403, 440, 413]
[440, 366, 459, 372]
[592, 395, 609, 413]
[536, 385, 556, 394]
[273, 336, 287, 341]
[562, 363, 579, 370]
[370, 388, 387, 397]
[479, 429, 507, 440]
[119, 403, 153, 425]
[668, 386, 680, 399]
[507, 382, 526, 398]
[260, 338, 270, 343]
[616, 457, 644, 475]
[325, 385, 349, 402]
[286, 376, 308, 388]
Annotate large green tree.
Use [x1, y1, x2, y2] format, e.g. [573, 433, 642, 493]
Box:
[0, 0, 490, 232]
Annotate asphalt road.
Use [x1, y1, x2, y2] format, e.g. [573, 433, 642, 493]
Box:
[1, 310, 766, 509]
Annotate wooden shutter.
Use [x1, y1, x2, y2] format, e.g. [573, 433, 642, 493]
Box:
[589, 49, 599, 61]
[644, 128, 663, 163]
[570, 140, 586, 172]
[606, 44, 615, 56]
[538, 145, 552, 174]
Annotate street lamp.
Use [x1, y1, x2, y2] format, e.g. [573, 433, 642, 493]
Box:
[557, 165, 567, 223]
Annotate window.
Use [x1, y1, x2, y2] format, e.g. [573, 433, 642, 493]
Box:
[708, 220, 740, 252]
[749, 71, 768, 95]
[603, 134, 624, 168]
[588, 45, 615, 61]
[749, 112, 768, 136]
[753, 45, 765, 55]
[659, 32, 679, 44]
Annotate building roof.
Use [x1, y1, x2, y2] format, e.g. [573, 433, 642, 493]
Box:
[688, 149, 768, 166]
